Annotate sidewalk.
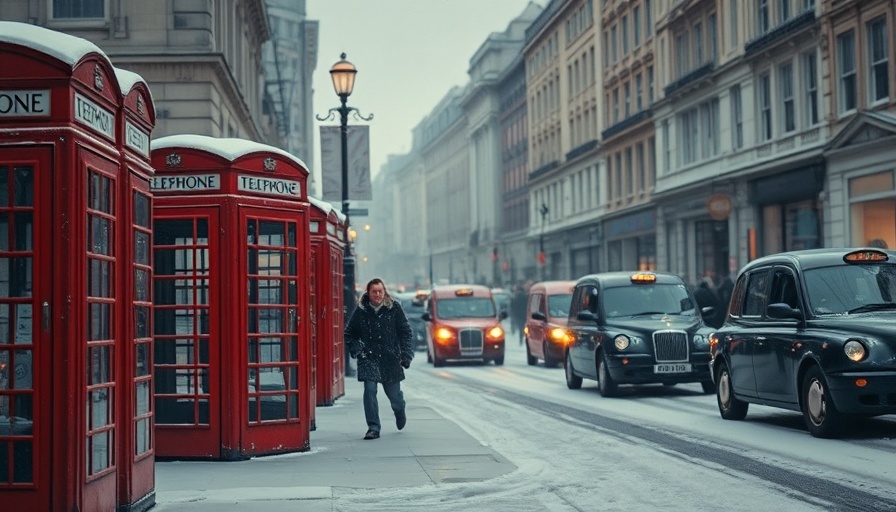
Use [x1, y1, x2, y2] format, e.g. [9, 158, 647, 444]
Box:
[153, 378, 517, 511]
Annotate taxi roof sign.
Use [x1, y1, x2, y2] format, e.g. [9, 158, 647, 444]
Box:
[630, 273, 657, 284]
[844, 250, 889, 263]
[455, 288, 475, 296]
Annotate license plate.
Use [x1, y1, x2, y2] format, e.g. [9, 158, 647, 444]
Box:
[654, 363, 691, 374]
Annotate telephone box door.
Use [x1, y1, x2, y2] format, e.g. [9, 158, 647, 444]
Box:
[241, 209, 308, 453]
[152, 211, 221, 458]
[0, 147, 50, 510]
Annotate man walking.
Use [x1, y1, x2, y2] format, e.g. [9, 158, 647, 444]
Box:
[344, 278, 414, 440]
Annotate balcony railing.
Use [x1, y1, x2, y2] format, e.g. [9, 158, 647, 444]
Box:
[565, 139, 598, 161]
[664, 62, 715, 97]
[745, 10, 816, 56]
[529, 160, 559, 180]
[601, 109, 653, 140]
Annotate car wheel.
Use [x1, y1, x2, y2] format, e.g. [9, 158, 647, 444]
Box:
[426, 348, 433, 364]
[802, 366, 846, 438]
[494, 356, 504, 366]
[525, 340, 537, 366]
[543, 342, 559, 368]
[597, 352, 618, 398]
[700, 380, 715, 395]
[433, 351, 444, 368]
[564, 351, 582, 390]
[716, 362, 748, 420]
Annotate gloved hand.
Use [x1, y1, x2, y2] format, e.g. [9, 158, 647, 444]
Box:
[400, 358, 411, 369]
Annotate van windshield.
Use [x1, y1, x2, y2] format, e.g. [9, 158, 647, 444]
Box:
[436, 298, 496, 319]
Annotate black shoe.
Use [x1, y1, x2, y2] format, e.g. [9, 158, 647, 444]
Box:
[395, 410, 407, 431]
[363, 429, 380, 440]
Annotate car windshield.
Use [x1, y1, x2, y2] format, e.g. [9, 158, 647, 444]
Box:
[436, 297, 496, 319]
[547, 294, 573, 317]
[804, 264, 896, 315]
[602, 284, 697, 318]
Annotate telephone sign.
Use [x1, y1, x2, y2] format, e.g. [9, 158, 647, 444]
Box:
[0, 89, 50, 116]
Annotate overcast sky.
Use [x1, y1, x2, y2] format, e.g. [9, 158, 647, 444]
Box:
[307, 0, 544, 191]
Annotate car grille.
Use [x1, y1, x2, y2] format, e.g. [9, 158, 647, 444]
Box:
[458, 328, 484, 356]
[653, 330, 689, 362]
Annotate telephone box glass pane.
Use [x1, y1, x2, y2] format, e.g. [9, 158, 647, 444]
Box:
[134, 231, 150, 265]
[135, 341, 150, 376]
[134, 268, 149, 301]
[134, 192, 150, 228]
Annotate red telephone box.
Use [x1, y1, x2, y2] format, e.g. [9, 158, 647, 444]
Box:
[150, 134, 312, 460]
[115, 68, 156, 511]
[0, 22, 155, 512]
[309, 197, 347, 405]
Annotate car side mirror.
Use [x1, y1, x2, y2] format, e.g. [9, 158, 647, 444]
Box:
[412, 298, 424, 307]
[576, 310, 598, 322]
[499, 310, 508, 320]
[701, 306, 715, 318]
[531, 311, 547, 321]
[421, 312, 432, 322]
[767, 303, 800, 320]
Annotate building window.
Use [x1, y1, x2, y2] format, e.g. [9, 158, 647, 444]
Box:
[729, 3, 738, 48]
[662, 120, 671, 174]
[849, 171, 896, 248]
[636, 74, 643, 111]
[633, 7, 641, 46]
[758, 0, 769, 35]
[648, 66, 654, 104]
[623, 15, 630, 55]
[838, 30, 857, 113]
[637, 142, 646, 192]
[803, 52, 819, 126]
[759, 73, 772, 141]
[625, 147, 634, 196]
[778, 0, 790, 23]
[613, 89, 620, 122]
[779, 63, 795, 133]
[694, 23, 704, 65]
[624, 83, 631, 117]
[612, 25, 619, 62]
[52, 0, 105, 18]
[676, 34, 689, 78]
[646, 0, 653, 37]
[731, 85, 743, 148]
[867, 17, 889, 104]
[709, 14, 718, 61]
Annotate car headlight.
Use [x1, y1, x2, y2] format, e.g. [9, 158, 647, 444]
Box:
[844, 339, 867, 362]
[614, 335, 630, 350]
[693, 333, 709, 347]
[486, 325, 504, 341]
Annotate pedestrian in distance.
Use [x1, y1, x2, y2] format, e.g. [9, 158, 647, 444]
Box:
[344, 278, 415, 440]
[510, 285, 528, 345]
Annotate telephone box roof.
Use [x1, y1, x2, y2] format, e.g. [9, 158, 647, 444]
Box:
[151, 134, 307, 170]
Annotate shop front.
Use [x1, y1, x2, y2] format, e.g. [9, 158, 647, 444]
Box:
[150, 135, 312, 460]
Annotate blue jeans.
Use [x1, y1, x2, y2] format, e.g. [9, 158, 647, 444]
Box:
[363, 380, 404, 432]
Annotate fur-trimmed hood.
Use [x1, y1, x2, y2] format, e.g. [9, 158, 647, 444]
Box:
[358, 292, 395, 312]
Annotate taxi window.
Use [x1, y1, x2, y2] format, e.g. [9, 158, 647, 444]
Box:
[436, 297, 496, 319]
[602, 284, 696, 318]
[547, 293, 573, 317]
[528, 293, 543, 314]
[805, 264, 896, 315]
[743, 269, 770, 316]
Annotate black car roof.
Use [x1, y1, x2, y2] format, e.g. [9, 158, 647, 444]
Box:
[739, 247, 896, 274]
[574, 271, 687, 288]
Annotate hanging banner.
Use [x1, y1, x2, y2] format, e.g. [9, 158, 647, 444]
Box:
[320, 125, 372, 202]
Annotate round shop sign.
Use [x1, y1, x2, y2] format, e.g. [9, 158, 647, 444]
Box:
[707, 193, 733, 221]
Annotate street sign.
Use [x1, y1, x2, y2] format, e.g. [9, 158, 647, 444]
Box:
[347, 208, 368, 216]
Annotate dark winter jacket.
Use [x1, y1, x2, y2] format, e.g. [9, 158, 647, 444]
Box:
[344, 293, 414, 383]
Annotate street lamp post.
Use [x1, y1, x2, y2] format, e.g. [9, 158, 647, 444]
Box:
[317, 53, 373, 377]
[538, 203, 549, 280]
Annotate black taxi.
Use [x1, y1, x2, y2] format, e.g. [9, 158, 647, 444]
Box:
[564, 272, 715, 396]
[710, 248, 896, 438]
